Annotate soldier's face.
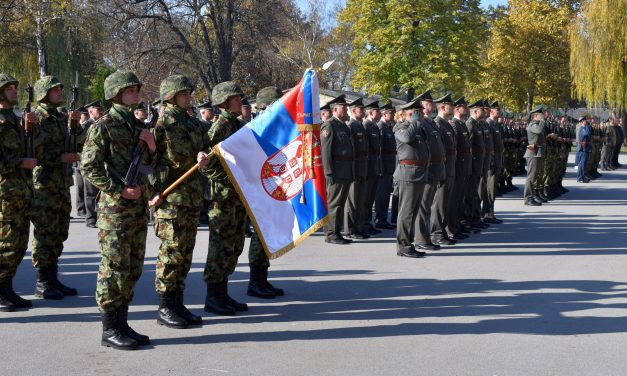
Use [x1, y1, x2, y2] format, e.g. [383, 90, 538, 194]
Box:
[441, 103, 453, 117]
[240, 105, 251, 119]
[369, 109, 381, 121]
[89, 107, 104, 120]
[1, 84, 18, 106]
[200, 108, 213, 121]
[175, 90, 193, 109]
[320, 109, 331, 122]
[351, 106, 365, 120]
[227, 95, 242, 113]
[134, 109, 148, 121]
[120, 86, 140, 106]
[47, 86, 64, 105]
[333, 104, 348, 121]
[383, 111, 394, 122]
[491, 108, 501, 118]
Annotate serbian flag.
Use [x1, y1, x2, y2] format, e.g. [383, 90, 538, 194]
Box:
[215, 69, 328, 259]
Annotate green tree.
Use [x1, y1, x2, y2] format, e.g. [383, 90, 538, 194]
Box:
[569, 0, 626, 111]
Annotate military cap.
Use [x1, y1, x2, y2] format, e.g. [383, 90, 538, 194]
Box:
[480, 99, 490, 108]
[85, 100, 103, 109]
[490, 101, 500, 109]
[103, 71, 141, 101]
[468, 99, 483, 109]
[160, 74, 195, 102]
[348, 97, 364, 108]
[434, 93, 454, 104]
[0, 73, 19, 91]
[415, 90, 433, 102]
[364, 99, 380, 110]
[322, 94, 347, 109]
[135, 101, 147, 110]
[77, 106, 88, 114]
[241, 98, 251, 107]
[530, 105, 544, 114]
[453, 96, 468, 107]
[398, 99, 423, 110]
[577, 116, 587, 123]
[198, 100, 213, 109]
[34, 75, 64, 102]
[380, 102, 395, 112]
[256, 86, 283, 110]
[212, 81, 244, 106]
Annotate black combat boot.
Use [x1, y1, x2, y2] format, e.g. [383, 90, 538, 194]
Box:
[174, 290, 202, 325]
[34, 267, 64, 300]
[247, 266, 276, 299]
[223, 279, 248, 312]
[119, 305, 150, 345]
[101, 310, 138, 350]
[0, 281, 16, 312]
[204, 282, 236, 316]
[3, 279, 32, 308]
[157, 292, 188, 329]
[264, 269, 284, 297]
[506, 178, 519, 191]
[49, 265, 77, 296]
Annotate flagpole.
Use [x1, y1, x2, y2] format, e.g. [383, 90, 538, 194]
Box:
[153, 149, 216, 206]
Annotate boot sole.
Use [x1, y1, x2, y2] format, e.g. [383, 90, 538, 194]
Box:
[101, 340, 138, 351]
[0, 306, 15, 312]
[157, 319, 189, 329]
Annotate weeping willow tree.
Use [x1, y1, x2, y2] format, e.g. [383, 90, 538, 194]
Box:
[569, 0, 626, 111]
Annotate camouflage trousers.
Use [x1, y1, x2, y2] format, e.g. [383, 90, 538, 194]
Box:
[203, 197, 248, 283]
[249, 231, 270, 269]
[154, 204, 201, 294]
[0, 196, 31, 283]
[96, 212, 148, 312]
[31, 188, 71, 269]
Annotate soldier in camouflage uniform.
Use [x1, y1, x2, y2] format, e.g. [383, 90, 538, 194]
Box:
[81, 71, 156, 350]
[198, 81, 250, 316]
[30, 75, 82, 300]
[0, 74, 38, 311]
[148, 75, 207, 329]
[245, 86, 285, 300]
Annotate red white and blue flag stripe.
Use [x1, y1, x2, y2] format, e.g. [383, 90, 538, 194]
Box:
[216, 69, 328, 258]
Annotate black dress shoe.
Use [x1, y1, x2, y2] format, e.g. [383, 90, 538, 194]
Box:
[525, 199, 541, 206]
[449, 233, 467, 240]
[376, 222, 395, 230]
[325, 237, 350, 245]
[417, 243, 441, 251]
[86, 222, 97, 228]
[346, 233, 370, 240]
[397, 248, 426, 258]
[432, 237, 456, 245]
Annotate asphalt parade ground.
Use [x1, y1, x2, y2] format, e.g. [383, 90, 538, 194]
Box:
[1, 153, 626, 376]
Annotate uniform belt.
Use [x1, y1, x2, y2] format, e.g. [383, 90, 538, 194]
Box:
[335, 156, 354, 161]
[399, 159, 428, 167]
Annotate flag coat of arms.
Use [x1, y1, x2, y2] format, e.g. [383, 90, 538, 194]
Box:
[215, 69, 328, 259]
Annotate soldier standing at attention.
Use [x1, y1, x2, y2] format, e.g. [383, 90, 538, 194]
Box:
[31, 75, 82, 300]
[198, 82, 250, 316]
[478, 100, 493, 225]
[394, 99, 430, 258]
[362, 99, 382, 235]
[245, 86, 285, 300]
[149, 75, 207, 328]
[465, 100, 487, 230]
[448, 97, 471, 240]
[320, 94, 354, 245]
[374, 102, 397, 230]
[81, 100, 104, 228]
[320, 101, 332, 123]
[198, 100, 214, 129]
[0, 74, 38, 311]
[523, 106, 547, 206]
[431, 93, 457, 245]
[415, 90, 446, 251]
[484, 101, 504, 224]
[81, 71, 156, 350]
[344, 97, 370, 240]
[576, 116, 592, 183]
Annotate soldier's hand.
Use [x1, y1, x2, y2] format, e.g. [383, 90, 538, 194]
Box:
[149, 193, 163, 208]
[26, 112, 39, 124]
[139, 129, 156, 154]
[325, 174, 335, 185]
[69, 110, 81, 121]
[61, 153, 80, 163]
[197, 152, 210, 168]
[20, 158, 37, 169]
[121, 186, 142, 200]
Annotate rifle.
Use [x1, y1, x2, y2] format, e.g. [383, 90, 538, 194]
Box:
[22, 84, 34, 157]
[67, 71, 79, 153]
[124, 103, 159, 186]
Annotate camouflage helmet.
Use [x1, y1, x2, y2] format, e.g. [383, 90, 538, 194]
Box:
[211, 81, 244, 107]
[34, 75, 63, 102]
[159, 74, 195, 102]
[103, 71, 142, 101]
[0, 73, 19, 101]
[256, 86, 282, 110]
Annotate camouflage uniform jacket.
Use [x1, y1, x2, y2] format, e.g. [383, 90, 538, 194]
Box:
[80, 104, 155, 219]
[32, 103, 73, 190]
[201, 110, 242, 202]
[153, 103, 209, 207]
[0, 109, 33, 203]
